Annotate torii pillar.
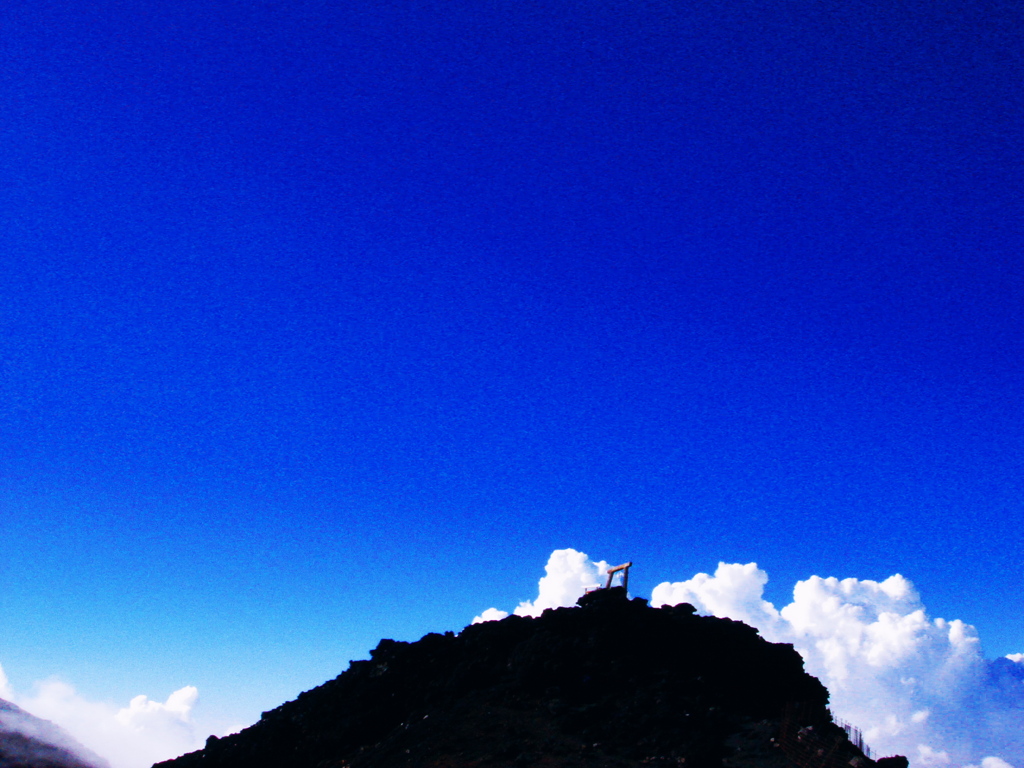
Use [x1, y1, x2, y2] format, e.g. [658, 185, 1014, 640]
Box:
[604, 562, 632, 591]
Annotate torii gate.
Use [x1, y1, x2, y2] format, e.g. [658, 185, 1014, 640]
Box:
[604, 562, 632, 591]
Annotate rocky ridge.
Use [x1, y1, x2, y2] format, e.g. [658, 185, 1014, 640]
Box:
[157, 588, 910, 768]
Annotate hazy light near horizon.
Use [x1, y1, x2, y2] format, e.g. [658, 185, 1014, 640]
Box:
[0, 665, 203, 768]
[477, 549, 1024, 768]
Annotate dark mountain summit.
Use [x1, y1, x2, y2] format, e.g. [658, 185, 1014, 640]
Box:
[157, 588, 909, 768]
[0, 699, 107, 768]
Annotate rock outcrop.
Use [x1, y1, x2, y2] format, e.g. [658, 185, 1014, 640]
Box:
[157, 588, 908, 768]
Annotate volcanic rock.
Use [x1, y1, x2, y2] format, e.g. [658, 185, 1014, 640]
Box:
[157, 588, 907, 768]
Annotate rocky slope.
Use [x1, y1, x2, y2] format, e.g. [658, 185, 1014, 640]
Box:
[0, 699, 107, 768]
[158, 588, 909, 768]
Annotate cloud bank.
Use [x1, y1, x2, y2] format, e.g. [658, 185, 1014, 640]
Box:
[0, 664, 204, 768]
[476, 550, 1024, 768]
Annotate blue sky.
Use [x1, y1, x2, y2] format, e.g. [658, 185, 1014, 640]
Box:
[0, 0, 1022, 764]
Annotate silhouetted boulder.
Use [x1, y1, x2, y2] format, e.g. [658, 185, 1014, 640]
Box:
[876, 758, 910, 768]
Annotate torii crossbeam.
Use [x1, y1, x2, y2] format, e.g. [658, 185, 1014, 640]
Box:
[604, 562, 632, 591]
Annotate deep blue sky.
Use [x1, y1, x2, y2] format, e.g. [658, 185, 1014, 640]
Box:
[1, 0, 1022, 738]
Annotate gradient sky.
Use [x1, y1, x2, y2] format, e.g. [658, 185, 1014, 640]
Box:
[1, 0, 1022, 754]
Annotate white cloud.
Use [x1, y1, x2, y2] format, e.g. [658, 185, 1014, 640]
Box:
[474, 548, 611, 622]
[472, 607, 509, 624]
[650, 562, 1023, 767]
[965, 759, 1018, 768]
[116, 686, 198, 732]
[4, 675, 204, 768]
[513, 548, 611, 617]
[650, 562, 782, 633]
[917, 744, 952, 766]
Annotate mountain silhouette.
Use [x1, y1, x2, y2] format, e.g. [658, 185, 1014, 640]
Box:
[0, 699, 107, 768]
[157, 588, 909, 768]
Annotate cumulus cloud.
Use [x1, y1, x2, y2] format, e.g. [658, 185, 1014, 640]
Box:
[917, 744, 952, 766]
[478, 551, 1024, 767]
[650, 562, 783, 632]
[472, 607, 509, 624]
[968, 758, 1016, 768]
[3, 674, 203, 768]
[474, 548, 610, 622]
[651, 562, 1024, 767]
